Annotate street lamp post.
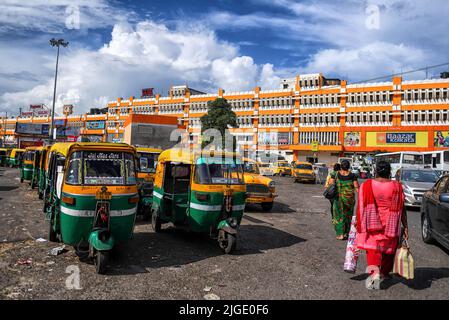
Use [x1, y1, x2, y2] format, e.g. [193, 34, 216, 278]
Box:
[49, 38, 69, 143]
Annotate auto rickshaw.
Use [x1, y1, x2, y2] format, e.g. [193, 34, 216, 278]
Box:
[0, 148, 8, 166]
[45, 142, 139, 274]
[20, 147, 39, 184]
[292, 162, 316, 183]
[37, 145, 51, 199]
[151, 148, 246, 254]
[7, 148, 25, 167]
[136, 147, 162, 220]
[271, 160, 292, 176]
[242, 158, 276, 212]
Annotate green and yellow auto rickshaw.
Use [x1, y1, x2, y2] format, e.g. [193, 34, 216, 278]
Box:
[7, 148, 25, 167]
[0, 148, 8, 166]
[151, 148, 246, 254]
[20, 147, 39, 184]
[37, 145, 51, 199]
[136, 147, 163, 220]
[45, 142, 139, 274]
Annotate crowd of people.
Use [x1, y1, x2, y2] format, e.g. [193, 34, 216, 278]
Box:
[325, 160, 409, 289]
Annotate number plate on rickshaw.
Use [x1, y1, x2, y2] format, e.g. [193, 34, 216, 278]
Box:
[95, 191, 112, 200]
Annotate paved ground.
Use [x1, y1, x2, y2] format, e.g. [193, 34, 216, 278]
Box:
[1, 166, 449, 300]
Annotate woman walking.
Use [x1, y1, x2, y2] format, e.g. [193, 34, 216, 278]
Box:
[355, 161, 408, 287]
[329, 160, 359, 240]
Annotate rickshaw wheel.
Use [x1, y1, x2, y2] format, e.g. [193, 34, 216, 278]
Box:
[152, 211, 162, 233]
[219, 233, 237, 254]
[95, 251, 109, 274]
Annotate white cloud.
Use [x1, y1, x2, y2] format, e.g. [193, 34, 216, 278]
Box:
[303, 42, 427, 81]
[0, 0, 134, 34]
[0, 21, 276, 113]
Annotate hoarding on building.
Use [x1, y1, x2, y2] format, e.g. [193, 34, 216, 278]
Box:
[86, 121, 105, 130]
[366, 131, 428, 148]
[15, 123, 46, 135]
[344, 132, 361, 147]
[258, 132, 291, 145]
[434, 131, 449, 147]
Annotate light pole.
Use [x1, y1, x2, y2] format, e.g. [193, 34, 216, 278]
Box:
[49, 38, 69, 143]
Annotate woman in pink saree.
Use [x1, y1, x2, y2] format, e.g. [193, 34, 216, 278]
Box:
[355, 161, 409, 287]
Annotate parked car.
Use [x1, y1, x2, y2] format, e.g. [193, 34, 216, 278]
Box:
[395, 168, 439, 207]
[258, 162, 275, 176]
[421, 175, 449, 250]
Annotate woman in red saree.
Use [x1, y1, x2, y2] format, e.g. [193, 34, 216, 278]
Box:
[355, 161, 409, 288]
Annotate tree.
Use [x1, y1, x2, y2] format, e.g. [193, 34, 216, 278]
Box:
[200, 98, 238, 151]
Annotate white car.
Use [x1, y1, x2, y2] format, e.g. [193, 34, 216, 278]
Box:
[258, 163, 275, 176]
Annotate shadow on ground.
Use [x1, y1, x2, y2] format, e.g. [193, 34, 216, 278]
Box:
[351, 267, 449, 290]
[103, 224, 306, 276]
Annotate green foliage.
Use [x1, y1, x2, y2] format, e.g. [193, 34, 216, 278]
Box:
[200, 98, 238, 150]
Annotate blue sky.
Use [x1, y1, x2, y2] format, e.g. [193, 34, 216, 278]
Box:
[1, 0, 449, 114]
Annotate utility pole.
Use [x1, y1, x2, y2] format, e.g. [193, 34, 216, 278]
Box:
[49, 38, 69, 143]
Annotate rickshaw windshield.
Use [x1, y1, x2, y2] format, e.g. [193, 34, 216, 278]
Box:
[138, 152, 159, 173]
[66, 151, 136, 185]
[195, 157, 244, 185]
[24, 151, 34, 162]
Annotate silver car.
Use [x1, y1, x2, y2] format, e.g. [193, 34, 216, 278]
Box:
[394, 168, 439, 207]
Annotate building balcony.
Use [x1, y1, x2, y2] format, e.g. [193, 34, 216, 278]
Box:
[259, 105, 293, 110]
[344, 121, 393, 127]
[258, 123, 293, 128]
[346, 101, 392, 107]
[299, 122, 340, 127]
[401, 120, 449, 126]
[300, 103, 340, 109]
[402, 99, 449, 105]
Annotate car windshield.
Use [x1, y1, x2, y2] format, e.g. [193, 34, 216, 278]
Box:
[278, 162, 289, 167]
[243, 162, 260, 174]
[195, 156, 244, 185]
[138, 152, 159, 173]
[402, 170, 438, 183]
[258, 163, 269, 168]
[66, 151, 136, 185]
[296, 164, 312, 170]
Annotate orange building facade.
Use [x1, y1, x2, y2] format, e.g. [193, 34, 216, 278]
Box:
[2, 73, 449, 163]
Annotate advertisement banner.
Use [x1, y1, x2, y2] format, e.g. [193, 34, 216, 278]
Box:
[434, 131, 449, 147]
[366, 131, 428, 148]
[16, 123, 45, 135]
[344, 132, 361, 147]
[86, 121, 105, 130]
[258, 132, 290, 145]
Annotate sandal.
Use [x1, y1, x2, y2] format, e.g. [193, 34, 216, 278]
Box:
[336, 235, 345, 240]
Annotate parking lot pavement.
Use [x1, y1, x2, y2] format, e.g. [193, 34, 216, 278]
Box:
[1, 168, 449, 299]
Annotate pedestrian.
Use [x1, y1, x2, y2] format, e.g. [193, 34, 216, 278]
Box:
[328, 160, 359, 240]
[325, 163, 340, 217]
[355, 161, 409, 288]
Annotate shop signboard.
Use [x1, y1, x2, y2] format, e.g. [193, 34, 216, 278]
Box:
[366, 131, 428, 148]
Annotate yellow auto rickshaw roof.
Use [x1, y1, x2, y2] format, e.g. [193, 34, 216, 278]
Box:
[158, 148, 241, 164]
[295, 161, 313, 165]
[25, 146, 42, 151]
[0, 148, 7, 152]
[136, 147, 163, 153]
[50, 142, 136, 157]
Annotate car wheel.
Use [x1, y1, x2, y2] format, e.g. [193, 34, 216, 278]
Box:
[421, 213, 435, 244]
[261, 202, 273, 212]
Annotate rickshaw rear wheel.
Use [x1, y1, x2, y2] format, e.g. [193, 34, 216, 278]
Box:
[219, 233, 237, 254]
[95, 251, 109, 274]
[152, 211, 162, 233]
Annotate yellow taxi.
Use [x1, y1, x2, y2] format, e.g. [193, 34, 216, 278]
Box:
[292, 162, 316, 183]
[270, 160, 292, 176]
[243, 158, 276, 211]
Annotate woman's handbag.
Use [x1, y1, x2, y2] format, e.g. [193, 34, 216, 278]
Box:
[343, 214, 359, 273]
[393, 240, 414, 280]
[323, 175, 338, 200]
